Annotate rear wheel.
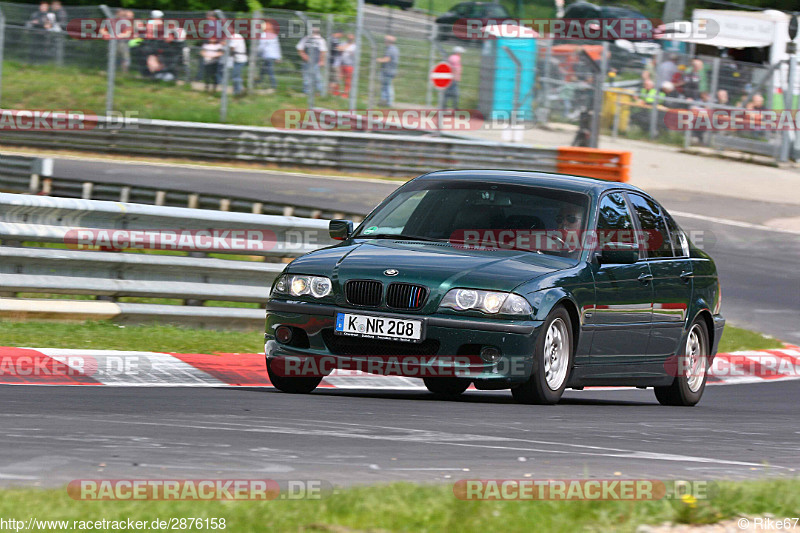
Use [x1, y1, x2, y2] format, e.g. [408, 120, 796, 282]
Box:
[512, 306, 573, 405]
[266, 358, 322, 394]
[423, 377, 470, 397]
[654, 319, 709, 406]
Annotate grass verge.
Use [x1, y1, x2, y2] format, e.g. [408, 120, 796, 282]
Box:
[0, 320, 786, 355]
[0, 478, 798, 532]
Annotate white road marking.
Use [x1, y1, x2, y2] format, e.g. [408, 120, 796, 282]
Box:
[671, 210, 800, 235]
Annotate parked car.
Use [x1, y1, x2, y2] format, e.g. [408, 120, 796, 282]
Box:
[435, 1, 512, 41]
[366, 0, 414, 10]
[265, 171, 725, 406]
[559, 1, 661, 59]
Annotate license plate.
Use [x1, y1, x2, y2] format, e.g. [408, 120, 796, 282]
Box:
[334, 312, 423, 343]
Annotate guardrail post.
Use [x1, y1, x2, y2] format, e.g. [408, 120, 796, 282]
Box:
[283, 206, 295, 216]
[119, 186, 130, 203]
[219, 199, 231, 211]
[187, 194, 199, 209]
[155, 191, 166, 206]
[82, 182, 94, 199]
[252, 202, 263, 214]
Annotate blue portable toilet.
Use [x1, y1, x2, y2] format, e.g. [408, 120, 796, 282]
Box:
[478, 24, 538, 121]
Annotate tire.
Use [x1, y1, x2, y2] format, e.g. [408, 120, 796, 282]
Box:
[423, 377, 470, 397]
[266, 358, 322, 394]
[512, 306, 573, 405]
[654, 318, 709, 407]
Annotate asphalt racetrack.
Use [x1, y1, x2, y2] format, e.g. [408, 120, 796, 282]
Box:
[1, 156, 798, 487]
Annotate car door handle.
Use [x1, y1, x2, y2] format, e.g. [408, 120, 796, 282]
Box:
[638, 273, 654, 284]
[680, 271, 694, 282]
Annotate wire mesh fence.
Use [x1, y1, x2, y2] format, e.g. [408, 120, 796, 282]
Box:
[0, 0, 794, 161]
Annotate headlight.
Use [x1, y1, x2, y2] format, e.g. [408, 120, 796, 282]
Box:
[440, 289, 532, 316]
[273, 275, 333, 298]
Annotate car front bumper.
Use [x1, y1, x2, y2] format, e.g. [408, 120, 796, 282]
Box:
[265, 300, 543, 386]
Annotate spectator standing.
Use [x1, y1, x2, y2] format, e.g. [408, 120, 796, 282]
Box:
[329, 32, 343, 96]
[256, 21, 282, 94]
[656, 54, 678, 88]
[114, 9, 134, 74]
[296, 28, 327, 96]
[339, 34, 356, 99]
[682, 58, 707, 101]
[201, 37, 223, 92]
[50, 0, 67, 30]
[225, 33, 248, 97]
[377, 35, 399, 107]
[442, 46, 463, 109]
[26, 1, 52, 31]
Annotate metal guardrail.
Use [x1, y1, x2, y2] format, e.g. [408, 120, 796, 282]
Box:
[0, 154, 365, 220]
[0, 193, 335, 327]
[0, 116, 561, 176]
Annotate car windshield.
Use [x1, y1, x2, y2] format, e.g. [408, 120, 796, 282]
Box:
[353, 179, 591, 259]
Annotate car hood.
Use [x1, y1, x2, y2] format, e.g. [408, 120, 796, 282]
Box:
[288, 240, 574, 303]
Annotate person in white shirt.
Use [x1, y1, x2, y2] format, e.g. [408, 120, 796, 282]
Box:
[221, 33, 248, 96]
[296, 27, 327, 96]
[256, 20, 282, 93]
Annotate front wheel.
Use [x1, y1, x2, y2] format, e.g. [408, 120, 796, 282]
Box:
[512, 306, 573, 405]
[654, 319, 709, 406]
[423, 377, 470, 397]
[266, 358, 322, 394]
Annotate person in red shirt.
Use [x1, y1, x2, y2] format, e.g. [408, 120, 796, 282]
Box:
[442, 46, 464, 109]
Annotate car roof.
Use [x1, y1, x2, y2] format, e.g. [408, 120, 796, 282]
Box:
[414, 169, 645, 197]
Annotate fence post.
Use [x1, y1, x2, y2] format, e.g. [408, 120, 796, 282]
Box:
[322, 14, 333, 97]
[247, 10, 261, 93]
[349, 0, 364, 110]
[363, 29, 377, 109]
[0, 9, 5, 107]
[540, 39, 552, 123]
[216, 10, 230, 122]
[649, 50, 663, 139]
[589, 41, 609, 148]
[780, 52, 797, 162]
[426, 22, 436, 107]
[100, 5, 116, 117]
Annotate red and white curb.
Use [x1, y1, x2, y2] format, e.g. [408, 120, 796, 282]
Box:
[0, 346, 798, 388]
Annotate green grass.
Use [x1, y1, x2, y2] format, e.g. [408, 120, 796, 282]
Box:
[0, 320, 785, 355]
[0, 321, 263, 354]
[0, 478, 798, 532]
[717, 326, 784, 353]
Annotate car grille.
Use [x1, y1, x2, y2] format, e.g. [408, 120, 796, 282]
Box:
[322, 329, 439, 356]
[386, 283, 428, 310]
[345, 280, 383, 307]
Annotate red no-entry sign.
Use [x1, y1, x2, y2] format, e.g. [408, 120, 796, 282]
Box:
[430, 62, 454, 90]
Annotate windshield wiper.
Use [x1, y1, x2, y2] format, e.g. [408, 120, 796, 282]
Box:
[357, 233, 444, 242]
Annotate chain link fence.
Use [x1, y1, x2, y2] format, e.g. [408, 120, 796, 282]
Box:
[0, 0, 794, 161]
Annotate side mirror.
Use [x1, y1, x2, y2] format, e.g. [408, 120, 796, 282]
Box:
[598, 243, 639, 265]
[329, 219, 354, 241]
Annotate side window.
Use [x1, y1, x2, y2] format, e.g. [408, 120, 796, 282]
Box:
[486, 5, 508, 18]
[664, 212, 690, 257]
[596, 192, 637, 246]
[452, 3, 469, 16]
[627, 193, 673, 259]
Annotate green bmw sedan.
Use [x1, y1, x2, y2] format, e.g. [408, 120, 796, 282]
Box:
[265, 170, 725, 406]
